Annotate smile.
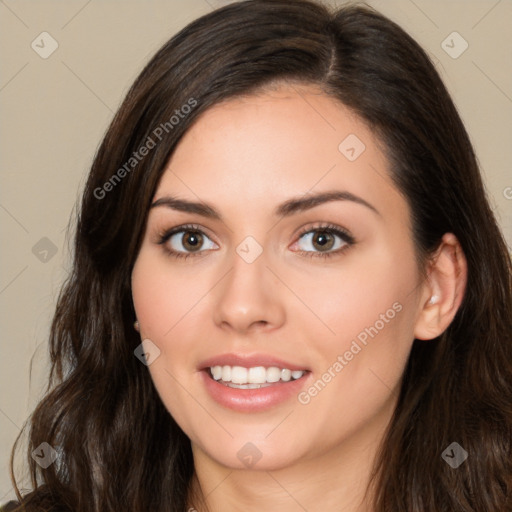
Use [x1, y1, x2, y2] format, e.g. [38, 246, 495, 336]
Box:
[201, 365, 311, 412]
[210, 365, 306, 388]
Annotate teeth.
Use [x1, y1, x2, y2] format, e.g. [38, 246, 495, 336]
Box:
[209, 365, 306, 385]
[281, 369, 292, 382]
[211, 366, 223, 380]
[224, 382, 273, 389]
[221, 365, 231, 382]
[249, 366, 266, 383]
[231, 366, 247, 384]
[266, 367, 281, 383]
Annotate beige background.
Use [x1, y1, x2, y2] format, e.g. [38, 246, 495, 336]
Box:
[1, 0, 511, 504]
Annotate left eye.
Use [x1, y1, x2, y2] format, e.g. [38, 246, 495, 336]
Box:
[293, 228, 351, 254]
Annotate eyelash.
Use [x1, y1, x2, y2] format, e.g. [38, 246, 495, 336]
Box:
[156, 222, 356, 260]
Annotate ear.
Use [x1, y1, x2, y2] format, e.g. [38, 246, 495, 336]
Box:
[414, 233, 468, 340]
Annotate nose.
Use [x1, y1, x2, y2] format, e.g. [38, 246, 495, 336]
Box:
[212, 249, 286, 334]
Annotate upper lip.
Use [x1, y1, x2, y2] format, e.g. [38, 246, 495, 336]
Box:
[198, 353, 310, 372]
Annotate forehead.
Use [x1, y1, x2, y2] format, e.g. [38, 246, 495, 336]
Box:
[154, 85, 404, 221]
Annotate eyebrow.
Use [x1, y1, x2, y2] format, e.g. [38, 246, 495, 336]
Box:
[150, 190, 380, 220]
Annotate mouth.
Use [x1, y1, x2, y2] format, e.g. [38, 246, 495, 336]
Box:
[205, 365, 309, 389]
[198, 354, 312, 411]
[200, 365, 311, 412]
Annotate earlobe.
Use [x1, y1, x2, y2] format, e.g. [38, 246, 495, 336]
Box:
[414, 233, 468, 341]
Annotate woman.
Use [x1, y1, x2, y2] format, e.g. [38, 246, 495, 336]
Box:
[6, 1, 511, 511]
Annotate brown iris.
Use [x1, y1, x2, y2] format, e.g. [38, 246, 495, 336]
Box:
[311, 230, 335, 251]
[182, 230, 203, 252]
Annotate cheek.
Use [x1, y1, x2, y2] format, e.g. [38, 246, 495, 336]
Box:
[131, 254, 204, 431]
[290, 242, 417, 348]
[292, 301, 415, 455]
[290, 244, 418, 417]
[131, 251, 210, 340]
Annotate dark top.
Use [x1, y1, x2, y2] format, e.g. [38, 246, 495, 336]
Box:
[1, 502, 20, 512]
[1, 500, 63, 511]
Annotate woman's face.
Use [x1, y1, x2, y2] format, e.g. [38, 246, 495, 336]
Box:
[131, 84, 428, 471]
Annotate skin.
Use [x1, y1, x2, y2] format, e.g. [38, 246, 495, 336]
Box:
[131, 84, 467, 512]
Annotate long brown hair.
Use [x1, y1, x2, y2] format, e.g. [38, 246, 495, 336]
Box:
[8, 1, 512, 511]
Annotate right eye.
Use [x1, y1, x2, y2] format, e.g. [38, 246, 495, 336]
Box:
[157, 224, 218, 259]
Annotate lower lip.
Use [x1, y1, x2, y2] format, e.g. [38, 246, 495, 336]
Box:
[200, 370, 311, 412]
